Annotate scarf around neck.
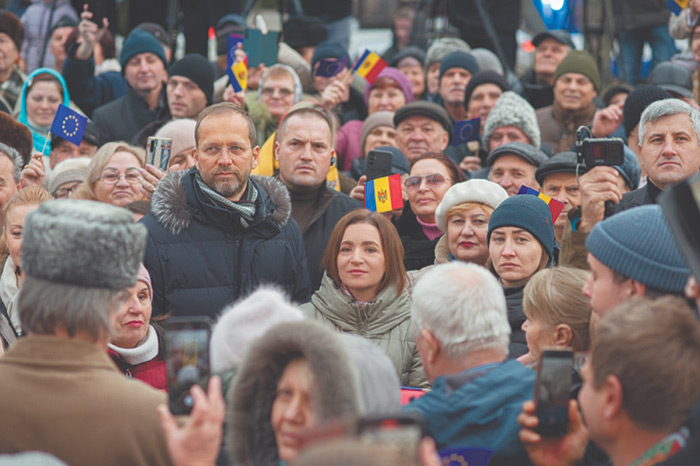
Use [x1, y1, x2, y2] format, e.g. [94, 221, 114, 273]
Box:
[195, 172, 258, 226]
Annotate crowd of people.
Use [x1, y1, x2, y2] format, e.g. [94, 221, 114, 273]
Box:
[0, 0, 699, 465]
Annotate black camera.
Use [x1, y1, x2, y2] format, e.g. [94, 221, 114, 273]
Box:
[576, 137, 625, 168]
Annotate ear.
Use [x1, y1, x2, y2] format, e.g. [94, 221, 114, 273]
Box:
[440, 130, 449, 151]
[193, 147, 200, 170]
[420, 328, 441, 364]
[601, 374, 624, 421]
[251, 145, 260, 170]
[274, 140, 280, 162]
[628, 279, 647, 298]
[554, 324, 573, 347]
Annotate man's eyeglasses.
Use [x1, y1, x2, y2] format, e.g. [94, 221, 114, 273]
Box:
[198, 145, 252, 157]
[404, 173, 449, 190]
[100, 168, 140, 184]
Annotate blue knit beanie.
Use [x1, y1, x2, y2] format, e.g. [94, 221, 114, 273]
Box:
[487, 195, 555, 261]
[439, 51, 479, 80]
[586, 205, 689, 294]
[120, 29, 167, 70]
[311, 41, 349, 70]
[613, 147, 642, 191]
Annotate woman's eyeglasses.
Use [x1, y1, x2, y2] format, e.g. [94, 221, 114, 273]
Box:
[100, 168, 141, 184]
[404, 173, 449, 190]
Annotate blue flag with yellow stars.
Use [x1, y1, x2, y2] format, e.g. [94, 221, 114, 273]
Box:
[452, 118, 481, 146]
[50, 104, 87, 147]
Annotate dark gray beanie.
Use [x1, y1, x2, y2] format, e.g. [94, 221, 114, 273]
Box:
[439, 51, 479, 80]
[487, 142, 549, 168]
[488, 194, 555, 261]
[586, 205, 689, 294]
[22, 200, 147, 289]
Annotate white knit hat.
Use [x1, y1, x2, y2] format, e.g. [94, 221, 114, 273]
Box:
[154, 118, 196, 160]
[435, 179, 508, 233]
[209, 286, 304, 373]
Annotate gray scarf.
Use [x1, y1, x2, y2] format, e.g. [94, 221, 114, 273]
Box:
[195, 173, 258, 227]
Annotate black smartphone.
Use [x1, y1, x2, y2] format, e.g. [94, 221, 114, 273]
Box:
[534, 348, 574, 437]
[356, 413, 427, 462]
[364, 149, 393, 181]
[165, 316, 211, 415]
[146, 136, 172, 172]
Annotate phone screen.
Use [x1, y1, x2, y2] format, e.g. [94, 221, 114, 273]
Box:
[534, 349, 573, 437]
[165, 318, 211, 415]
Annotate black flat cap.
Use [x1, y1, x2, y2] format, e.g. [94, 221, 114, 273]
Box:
[394, 101, 452, 133]
[535, 151, 586, 186]
[532, 30, 575, 49]
[487, 142, 549, 168]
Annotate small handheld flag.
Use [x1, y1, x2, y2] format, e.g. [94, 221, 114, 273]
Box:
[50, 104, 87, 147]
[438, 447, 493, 466]
[315, 56, 349, 78]
[227, 61, 248, 93]
[452, 118, 481, 146]
[666, 0, 689, 15]
[364, 174, 404, 213]
[517, 185, 565, 223]
[226, 33, 245, 70]
[352, 49, 387, 84]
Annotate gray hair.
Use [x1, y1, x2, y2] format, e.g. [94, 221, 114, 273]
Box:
[18, 277, 120, 342]
[258, 64, 303, 104]
[411, 262, 511, 360]
[638, 98, 700, 147]
[0, 142, 23, 184]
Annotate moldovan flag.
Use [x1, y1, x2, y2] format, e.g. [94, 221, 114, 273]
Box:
[365, 174, 404, 213]
[517, 185, 565, 223]
[227, 61, 247, 93]
[666, 0, 688, 15]
[353, 49, 387, 84]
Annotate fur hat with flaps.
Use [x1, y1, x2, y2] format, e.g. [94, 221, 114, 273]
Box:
[228, 320, 361, 465]
[22, 200, 147, 289]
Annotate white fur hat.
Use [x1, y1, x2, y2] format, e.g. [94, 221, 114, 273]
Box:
[209, 286, 304, 373]
[435, 179, 508, 233]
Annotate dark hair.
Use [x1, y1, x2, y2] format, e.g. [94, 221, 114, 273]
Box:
[321, 210, 406, 295]
[195, 102, 256, 148]
[26, 72, 63, 95]
[410, 152, 466, 184]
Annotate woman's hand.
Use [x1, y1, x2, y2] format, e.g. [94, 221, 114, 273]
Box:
[459, 155, 481, 173]
[223, 84, 245, 108]
[138, 164, 165, 200]
[319, 69, 352, 110]
[21, 153, 46, 189]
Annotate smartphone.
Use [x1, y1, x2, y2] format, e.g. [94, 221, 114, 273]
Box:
[165, 317, 211, 415]
[364, 149, 393, 181]
[356, 414, 427, 462]
[146, 136, 172, 172]
[534, 348, 574, 437]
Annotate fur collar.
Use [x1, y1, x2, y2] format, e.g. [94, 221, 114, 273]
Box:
[150, 171, 292, 235]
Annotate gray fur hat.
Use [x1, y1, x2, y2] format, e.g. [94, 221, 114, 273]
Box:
[22, 200, 147, 290]
[482, 91, 541, 151]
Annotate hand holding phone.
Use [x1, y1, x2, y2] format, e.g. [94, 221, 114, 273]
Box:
[534, 348, 574, 437]
[147, 136, 172, 172]
[364, 149, 393, 181]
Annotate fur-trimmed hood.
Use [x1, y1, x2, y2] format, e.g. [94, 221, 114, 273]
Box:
[150, 170, 292, 235]
[227, 321, 361, 466]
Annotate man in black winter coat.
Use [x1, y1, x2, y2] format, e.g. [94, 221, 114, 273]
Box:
[141, 103, 311, 318]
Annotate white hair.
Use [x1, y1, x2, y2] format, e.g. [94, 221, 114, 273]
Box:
[411, 262, 510, 360]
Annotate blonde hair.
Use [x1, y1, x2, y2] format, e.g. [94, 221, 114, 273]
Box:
[74, 142, 145, 201]
[522, 266, 592, 352]
[446, 201, 494, 221]
[0, 186, 53, 263]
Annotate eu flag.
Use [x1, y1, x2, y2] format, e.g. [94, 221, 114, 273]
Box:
[50, 104, 87, 147]
[452, 118, 481, 146]
[315, 56, 348, 77]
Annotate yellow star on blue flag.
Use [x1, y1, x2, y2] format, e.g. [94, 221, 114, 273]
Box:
[50, 104, 87, 147]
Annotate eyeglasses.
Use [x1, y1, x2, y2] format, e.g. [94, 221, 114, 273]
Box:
[404, 173, 449, 190]
[100, 168, 140, 184]
[198, 145, 252, 157]
[260, 87, 294, 98]
[53, 182, 80, 199]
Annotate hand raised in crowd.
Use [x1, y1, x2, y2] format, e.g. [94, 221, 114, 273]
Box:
[459, 155, 482, 173]
[20, 153, 45, 189]
[319, 68, 352, 110]
[222, 43, 247, 107]
[138, 164, 165, 200]
[158, 376, 225, 466]
[248, 64, 267, 91]
[75, 4, 109, 61]
[691, 0, 700, 14]
[517, 400, 588, 466]
[591, 102, 623, 138]
[349, 174, 367, 202]
[578, 166, 623, 232]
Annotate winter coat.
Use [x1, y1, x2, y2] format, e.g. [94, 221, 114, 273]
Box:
[403, 360, 535, 466]
[406, 235, 453, 292]
[227, 320, 361, 466]
[302, 273, 428, 388]
[614, 181, 660, 213]
[536, 103, 595, 154]
[19, 0, 78, 73]
[92, 84, 170, 145]
[61, 43, 126, 118]
[107, 325, 167, 391]
[336, 119, 363, 171]
[503, 283, 528, 358]
[141, 169, 311, 318]
[519, 68, 554, 110]
[394, 202, 442, 271]
[0, 67, 26, 111]
[0, 335, 171, 465]
[613, 0, 670, 31]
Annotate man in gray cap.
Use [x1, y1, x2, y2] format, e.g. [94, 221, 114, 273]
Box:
[0, 200, 171, 465]
[393, 101, 451, 162]
[535, 151, 583, 242]
[487, 142, 548, 197]
[519, 30, 574, 110]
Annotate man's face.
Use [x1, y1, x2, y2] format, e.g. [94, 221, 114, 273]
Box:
[489, 154, 538, 196]
[488, 125, 531, 152]
[49, 140, 96, 169]
[363, 125, 396, 155]
[467, 83, 503, 130]
[426, 62, 441, 95]
[396, 115, 449, 162]
[582, 253, 630, 323]
[0, 154, 17, 226]
[124, 52, 167, 94]
[0, 33, 19, 74]
[534, 39, 569, 79]
[195, 113, 259, 201]
[260, 75, 296, 120]
[49, 26, 73, 64]
[639, 113, 700, 190]
[542, 172, 580, 229]
[167, 75, 208, 119]
[553, 72, 596, 111]
[398, 64, 425, 98]
[275, 114, 333, 192]
[439, 68, 471, 105]
[578, 359, 610, 447]
[394, 17, 412, 46]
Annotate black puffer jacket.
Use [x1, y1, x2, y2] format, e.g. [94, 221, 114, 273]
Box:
[142, 169, 311, 318]
[503, 284, 528, 359]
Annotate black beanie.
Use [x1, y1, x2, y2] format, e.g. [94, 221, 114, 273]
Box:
[439, 51, 479, 80]
[283, 16, 328, 50]
[0, 11, 24, 52]
[463, 70, 510, 106]
[311, 41, 348, 70]
[49, 15, 77, 37]
[622, 85, 672, 138]
[169, 53, 214, 104]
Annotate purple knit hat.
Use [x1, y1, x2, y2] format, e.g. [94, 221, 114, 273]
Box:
[363, 67, 414, 106]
